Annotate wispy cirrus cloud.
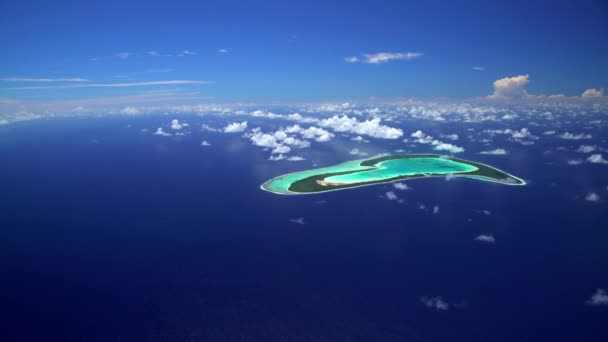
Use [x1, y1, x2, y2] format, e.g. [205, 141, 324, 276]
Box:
[344, 52, 423, 64]
[0, 77, 89, 82]
[3, 80, 212, 90]
[115, 52, 132, 60]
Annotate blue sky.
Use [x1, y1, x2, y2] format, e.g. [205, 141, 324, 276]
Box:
[0, 0, 607, 104]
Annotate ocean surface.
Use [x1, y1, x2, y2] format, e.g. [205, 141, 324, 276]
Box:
[1, 116, 607, 341]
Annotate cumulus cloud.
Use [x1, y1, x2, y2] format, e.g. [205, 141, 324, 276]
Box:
[349, 148, 368, 156]
[586, 289, 608, 306]
[440, 133, 459, 141]
[283, 124, 334, 142]
[345, 52, 423, 64]
[432, 205, 440, 215]
[247, 128, 310, 155]
[120, 106, 140, 115]
[420, 296, 449, 311]
[582, 88, 605, 98]
[585, 193, 600, 202]
[170, 119, 184, 130]
[432, 142, 464, 154]
[576, 145, 596, 153]
[567, 159, 584, 165]
[153, 127, 171, 136]
[488, 74, 530, 100]
[393, 182, 411, 191]
[479, 148, 507, 155]
[287, 156, 305, 161]
[223, 121, 248, 133]
[200, 140, 211, 146]
[350, 136, 370, 143]
[587, 154, 608, 164]
[269, 154, 286, 161]
[559, 132, 592, 140]
[272, 145, 291, 154]
[385, 191, 399, 201]
[485, 128, 536, 141]
[411, 130, 427, 139]
[410, 130, 435, 144]
[318, 115, 403, 139]
[475, 234, 496, 243]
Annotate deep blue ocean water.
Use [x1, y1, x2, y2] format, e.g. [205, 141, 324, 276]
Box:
[1, 117, 607, 341]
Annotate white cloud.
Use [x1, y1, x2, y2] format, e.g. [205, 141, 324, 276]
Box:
[272, 145, 291, 154]
[289, 217, 305, 225]
[475, 234, 496, 243]
[200, 140, 211, 146]
[576, 145, 597, 153]
[432, 141, 464, 154]
[349, 148, 368, 156]
[287, 156, 305, 161]
[440, 133, 459, 141]
[488, 74, 530, 99]
[283, 124, 334, 142]
[567, 159, 584, 165]
[5, 80, 211, 90]
[385, 191, 399, 201]
[587, 154, 608, 164]
[170, 119, 183, 130]
[582, 88, 605, 98]
[201, 124, 219, 132]
[217, 49, 229, 53]
[479, 148, 507, 155]
[0, 77, 89, 82]
[484, 128, 536, 141]
[115, 52, 132, 59]
[393, 182, 411, 191]
[153, 127, 171, 136]
[120, 106, 140, 115]
[223, 121, 248, 133]
[472, 66, 485, 71]
[511, 128, 533, 139]
[269, 154, 286, 161]
[247, 128, 310, 155]
[559, 132, 592, 140]
[411, 130, 427, 139]
[586, 289, 608, 306]
[350, 136, 370, 143]
[432, 206, 440, 215]
[347, 52, 423, 64]
[319, 115, 403, 139]
[585, 192, 600, 202]
[420, 296, 449, 311]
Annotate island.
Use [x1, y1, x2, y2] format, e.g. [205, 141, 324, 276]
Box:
[261, 154, 525, 195]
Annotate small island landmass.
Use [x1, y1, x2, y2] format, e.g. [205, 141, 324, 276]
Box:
[261, 154, 525, 195]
